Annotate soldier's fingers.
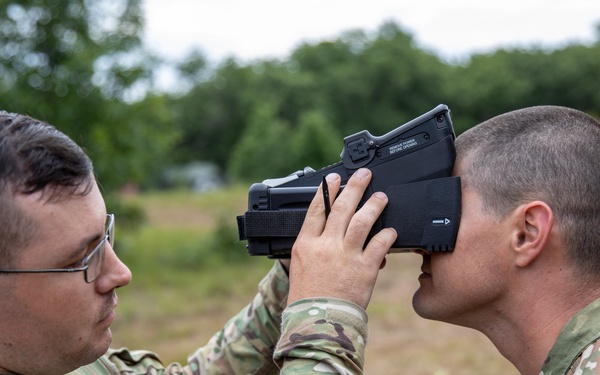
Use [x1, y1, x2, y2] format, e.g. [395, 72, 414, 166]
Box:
[343, 191, 390, 253]
[297, 173, 341, 238]
[364, 227, 397, 267]
[325, 168, 372, 237]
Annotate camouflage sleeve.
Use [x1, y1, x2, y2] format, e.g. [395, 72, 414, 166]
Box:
[181, 260, 289, 374]
[274, 298, 368, 374]
[566, 339, 600, 374]
[75, 260, 289, 375]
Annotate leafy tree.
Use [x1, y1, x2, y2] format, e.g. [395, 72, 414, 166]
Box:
[171, 58, 260, 170]
[446, 42, 600, 133]
[169, 18, 600, 180]
[90, 95, 178, 190]
[289, 21, 451, 136]
[290, 109, 341, 170]
[228, 102, 292, 181]
[0, 0, 174, 190]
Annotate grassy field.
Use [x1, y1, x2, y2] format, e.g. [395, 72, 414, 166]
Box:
[110, 186, 518, 374]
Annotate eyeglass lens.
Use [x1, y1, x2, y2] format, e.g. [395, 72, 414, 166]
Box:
[85, 215, 114, 283]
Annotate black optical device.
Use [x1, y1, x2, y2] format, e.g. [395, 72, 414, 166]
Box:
[236, 104, 461, 258]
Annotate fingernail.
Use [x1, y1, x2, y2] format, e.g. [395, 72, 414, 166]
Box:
[373, 192, 387, 200]
[355, 168, 369, 178]
[326, 173, 339, 183]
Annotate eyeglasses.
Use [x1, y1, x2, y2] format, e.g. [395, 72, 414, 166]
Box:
[0, 214, 114, 283]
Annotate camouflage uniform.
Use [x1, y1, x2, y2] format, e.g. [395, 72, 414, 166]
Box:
[273, 298, 368, 374]
[541, 298, 600, 374]
[60, 260, 369, 375]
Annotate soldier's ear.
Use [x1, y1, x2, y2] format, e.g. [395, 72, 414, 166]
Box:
[510, 201, 554, 268]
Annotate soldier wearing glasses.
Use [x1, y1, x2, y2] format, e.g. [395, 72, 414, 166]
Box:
[0, 111, 396, 374]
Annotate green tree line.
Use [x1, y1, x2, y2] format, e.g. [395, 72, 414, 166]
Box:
[2, 0, 600, 189]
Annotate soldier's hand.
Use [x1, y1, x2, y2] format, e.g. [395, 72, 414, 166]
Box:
[287, 168, 397, 310]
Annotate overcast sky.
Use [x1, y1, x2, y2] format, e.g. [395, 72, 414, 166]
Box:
[142, 0, 599, 63]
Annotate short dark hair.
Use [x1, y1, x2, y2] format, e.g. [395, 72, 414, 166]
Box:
[0, 111, 94, 266]
[456, 106, 600, 279]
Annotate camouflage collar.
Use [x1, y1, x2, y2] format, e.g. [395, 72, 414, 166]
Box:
[540, 297, 600, 374]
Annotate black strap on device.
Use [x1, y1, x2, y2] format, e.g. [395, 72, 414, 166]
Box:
[238, 210, 306, 238]
[237, 176, 461, 256]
